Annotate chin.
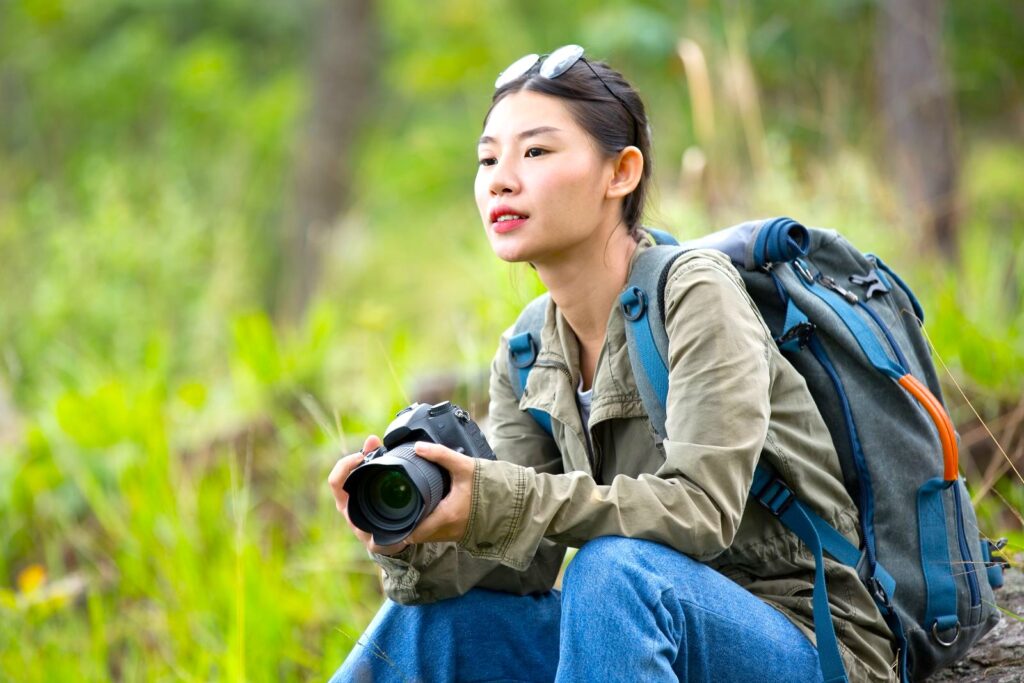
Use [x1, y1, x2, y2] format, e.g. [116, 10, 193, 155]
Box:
[487, 235, 535, 264]
[491, 246, 532, 264]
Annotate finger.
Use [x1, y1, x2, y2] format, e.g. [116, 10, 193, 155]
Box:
[372, 539, 410, 556]
[328, 452, 366, 508]
[405, 525, 429, 547]
[406, 499, 453, 544]
[362, 434, 382, 454]
[413, 441, 471, 470]
[328, 451, 364, 489]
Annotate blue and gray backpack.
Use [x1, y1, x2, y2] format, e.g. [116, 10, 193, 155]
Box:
[506, 218, 1007, 682]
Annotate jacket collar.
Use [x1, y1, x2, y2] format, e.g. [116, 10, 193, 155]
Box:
[520, 232, 656, 429]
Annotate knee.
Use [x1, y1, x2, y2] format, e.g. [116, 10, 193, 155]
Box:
[568, 535, 689, 576]
[563, 537, 651, 600]
[566, 536, 634, 580]
[563, 537, 704, 603]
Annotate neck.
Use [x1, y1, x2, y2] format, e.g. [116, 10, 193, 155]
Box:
[534, 224, 639, 350]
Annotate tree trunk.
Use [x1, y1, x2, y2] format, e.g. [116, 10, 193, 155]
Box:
[278, 0, 376, 323]
[876, 0, 960, 260]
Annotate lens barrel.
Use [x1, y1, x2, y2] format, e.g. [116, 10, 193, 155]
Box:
[344, 444, 447, 546]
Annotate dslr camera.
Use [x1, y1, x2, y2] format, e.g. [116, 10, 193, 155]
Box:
[343, 401, 495, 546]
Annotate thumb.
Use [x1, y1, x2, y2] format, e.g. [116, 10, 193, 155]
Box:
[362, 434, 383, 454]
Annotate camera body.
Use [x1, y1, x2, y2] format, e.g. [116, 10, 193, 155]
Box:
[344, 401, 495, 546]
[376, 400, 495, 466]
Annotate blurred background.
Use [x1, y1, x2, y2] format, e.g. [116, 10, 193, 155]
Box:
[1, 0, 1022, 679]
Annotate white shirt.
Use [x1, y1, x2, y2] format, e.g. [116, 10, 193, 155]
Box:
[577, 377, 594, 453]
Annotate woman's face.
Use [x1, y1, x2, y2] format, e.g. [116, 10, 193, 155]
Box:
[475, 90, 618, 265]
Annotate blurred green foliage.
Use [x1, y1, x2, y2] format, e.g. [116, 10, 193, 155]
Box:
[1, 0, 1022, 679]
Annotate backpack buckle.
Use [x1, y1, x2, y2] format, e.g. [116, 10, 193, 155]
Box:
[867, 575, 893, 613]
[983, 537, 1010, 589]
[508, 332, 540, 369]
[793, 258, 815, 285]
[775, 321, 816, 350]
[849, 270, 891, 300]
[620, 286, 648, 321]
[990, 537, 1010, 562]
[752, 475, 796, 517]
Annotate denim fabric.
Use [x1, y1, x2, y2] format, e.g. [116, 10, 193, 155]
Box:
[331, 537, 824, 683]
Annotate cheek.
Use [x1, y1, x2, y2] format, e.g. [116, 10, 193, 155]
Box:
[549, 164, 604, 211]
[473, 171, 489, 219]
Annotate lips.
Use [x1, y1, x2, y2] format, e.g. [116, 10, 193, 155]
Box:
[493, 216, 527, 234]
[489, 205, 530, 224]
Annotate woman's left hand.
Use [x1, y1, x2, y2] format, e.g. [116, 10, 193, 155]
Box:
[405, 441, 477, 545]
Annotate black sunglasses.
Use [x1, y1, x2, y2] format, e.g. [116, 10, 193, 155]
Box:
[494, 45, 640, 147]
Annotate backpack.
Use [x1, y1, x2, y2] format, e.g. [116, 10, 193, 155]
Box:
[506, 217, 1007, 682]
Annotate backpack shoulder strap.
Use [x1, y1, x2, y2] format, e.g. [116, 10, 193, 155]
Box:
[619, 243, 686, 441]
[507, 293, 553, 436]
[622, 218, 815, 439]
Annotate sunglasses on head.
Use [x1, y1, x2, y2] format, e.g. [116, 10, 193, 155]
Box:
[494, 44, 640, 147]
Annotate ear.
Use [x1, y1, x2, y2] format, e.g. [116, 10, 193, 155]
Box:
[605, 146, 644, 200]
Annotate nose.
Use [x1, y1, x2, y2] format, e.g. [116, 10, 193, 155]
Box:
[487, 156, 520, 196]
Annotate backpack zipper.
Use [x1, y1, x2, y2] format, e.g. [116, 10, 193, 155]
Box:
[817, 266, 981, 610]
[819, 272, 910, 373]
[807, 335, 880, 571]
[773, 268, 882, 570]
[855, 301, 912, 372]
[953, 482, 981, 608]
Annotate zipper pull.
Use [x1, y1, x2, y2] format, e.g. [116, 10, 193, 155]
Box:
[818, 274, 859, 304]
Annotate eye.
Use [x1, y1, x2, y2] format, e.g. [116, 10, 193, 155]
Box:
[525, 147, 547, 158]
[478, 157, 497, 167]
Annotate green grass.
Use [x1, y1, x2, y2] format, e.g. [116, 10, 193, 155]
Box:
[2, 114, 1022, 683]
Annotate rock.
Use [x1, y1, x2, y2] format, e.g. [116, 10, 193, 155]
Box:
[927, 561, 1024, 682]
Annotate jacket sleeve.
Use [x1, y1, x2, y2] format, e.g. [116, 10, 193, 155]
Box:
[456, 252, 774, 571]
[371, 334, 568, 604]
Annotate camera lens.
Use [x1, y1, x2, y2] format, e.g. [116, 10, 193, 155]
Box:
[343, 441, 447, 546]
[368, 469, 417, 520]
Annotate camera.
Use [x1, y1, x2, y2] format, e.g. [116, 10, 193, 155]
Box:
[343, 401, 495, 546]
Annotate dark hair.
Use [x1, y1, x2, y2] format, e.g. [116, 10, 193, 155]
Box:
[484, 57, 652, 239]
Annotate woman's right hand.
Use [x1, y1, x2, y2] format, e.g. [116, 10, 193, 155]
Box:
[328, 435, 411, 557]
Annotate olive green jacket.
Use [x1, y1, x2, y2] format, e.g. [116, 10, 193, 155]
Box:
[373, 240, 897, 681]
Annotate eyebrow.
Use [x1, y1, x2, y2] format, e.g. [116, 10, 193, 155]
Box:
[478, 126, 563, 146]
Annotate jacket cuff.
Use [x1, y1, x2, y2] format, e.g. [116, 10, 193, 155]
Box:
[370, 547, 420, 602]
[458, 458, 532, 570]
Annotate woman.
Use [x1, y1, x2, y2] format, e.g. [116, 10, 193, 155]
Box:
[328, 45, 897, 682]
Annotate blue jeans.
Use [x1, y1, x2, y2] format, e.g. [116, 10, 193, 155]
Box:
[331, 536, 824, 682]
